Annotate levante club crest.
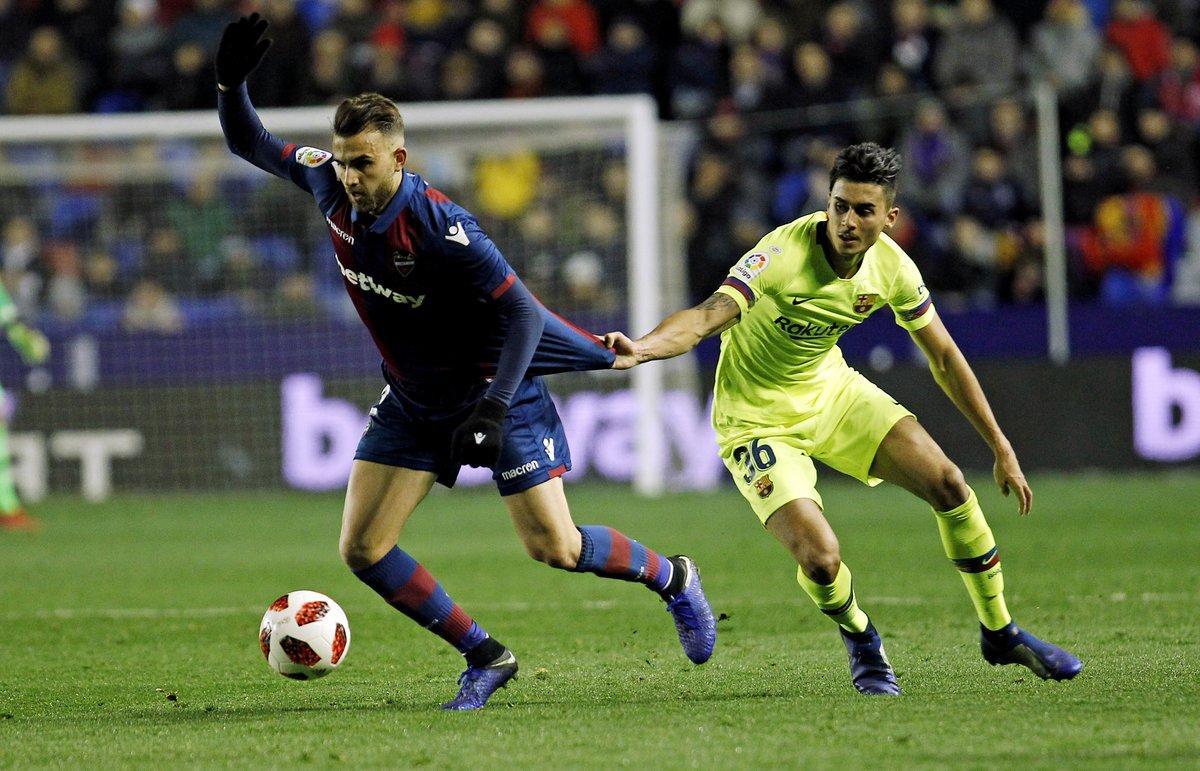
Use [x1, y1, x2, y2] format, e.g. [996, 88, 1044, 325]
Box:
[854, 293, 879, 314]
[754, 474, 774, 499]
[393, 251, 416, 277]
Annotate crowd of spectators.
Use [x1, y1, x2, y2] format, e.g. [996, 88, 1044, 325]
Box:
[0, 0, 1197, 332]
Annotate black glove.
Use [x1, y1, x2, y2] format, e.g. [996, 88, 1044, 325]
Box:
[215, 13, 272, 89]
[451, 397, 507, 468]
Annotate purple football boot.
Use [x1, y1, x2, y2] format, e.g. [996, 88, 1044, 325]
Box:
[839, 621, 901, 696]
[441, 649, 519, 711]
[981, 623, 1083, 681]
[664, 556, 717, 664]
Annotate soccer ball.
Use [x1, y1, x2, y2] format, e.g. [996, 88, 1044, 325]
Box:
[258, 590, 351, 680]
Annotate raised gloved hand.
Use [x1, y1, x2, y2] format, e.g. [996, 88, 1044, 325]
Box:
[215, 13, 272, 89]
[7, 323, 48, 366]
[450, 397, 507, 468]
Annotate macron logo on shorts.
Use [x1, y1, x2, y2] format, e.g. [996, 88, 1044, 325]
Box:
[501, 460, 541, 481]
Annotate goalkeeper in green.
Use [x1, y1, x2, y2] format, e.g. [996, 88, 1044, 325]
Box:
[0, 278, 48, 532]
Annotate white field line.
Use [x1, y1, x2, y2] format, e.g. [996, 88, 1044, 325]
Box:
[4, 592, 1196, 621]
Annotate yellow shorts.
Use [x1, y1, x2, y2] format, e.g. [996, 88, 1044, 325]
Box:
[718, 371, 913, 525]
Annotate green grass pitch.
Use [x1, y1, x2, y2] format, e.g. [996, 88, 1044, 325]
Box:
[2, 473, 1197, 767]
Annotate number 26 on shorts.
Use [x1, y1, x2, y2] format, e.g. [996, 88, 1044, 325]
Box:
[732, 439, 776, 483]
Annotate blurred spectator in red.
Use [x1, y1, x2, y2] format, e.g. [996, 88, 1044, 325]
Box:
[5, 27, 83, 114]
[1104, 0, 1170, 82]
[934, 0, 1020, 97]
[1080, 146, 1183, 301]
[525, 0, 600, 57]
[1028, 0, 1100, 95]
[1153, 37, 1200, 125]
[591, 18, 655, 95]
[371, 0, 406, 50]
[122, 279, 184, 333]
[888, 0, 938, 91]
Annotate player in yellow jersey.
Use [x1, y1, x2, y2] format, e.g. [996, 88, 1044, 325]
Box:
[605, 143, 1082, 695]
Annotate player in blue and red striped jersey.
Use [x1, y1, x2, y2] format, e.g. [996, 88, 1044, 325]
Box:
[214, 14, 715, 710]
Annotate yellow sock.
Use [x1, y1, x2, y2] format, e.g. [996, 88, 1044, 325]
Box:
[797, 562, 869, 634]
[934, 488, 1011, 631]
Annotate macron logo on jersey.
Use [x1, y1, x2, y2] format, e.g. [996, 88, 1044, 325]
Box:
[334, 256, 425, 308]
[445, 221, 470, 246]
[326, 217, 354, 245]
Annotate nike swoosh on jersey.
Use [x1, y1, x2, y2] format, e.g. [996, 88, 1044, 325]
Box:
[791, 297, 815, 305]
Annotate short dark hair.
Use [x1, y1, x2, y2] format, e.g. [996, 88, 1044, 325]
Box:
[333, 93, 405, 139]
[829, 142, 902, 200]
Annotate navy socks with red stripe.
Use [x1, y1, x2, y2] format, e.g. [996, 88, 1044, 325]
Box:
[573, 526, 685, 599]
[353, 546, 494, 657]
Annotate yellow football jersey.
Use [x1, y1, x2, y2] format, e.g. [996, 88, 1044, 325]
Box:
[712, 211, 935, 443]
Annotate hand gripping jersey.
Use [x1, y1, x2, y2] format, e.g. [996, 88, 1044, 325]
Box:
[218, 84, 614, 411]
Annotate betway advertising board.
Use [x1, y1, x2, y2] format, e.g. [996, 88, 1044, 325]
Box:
[8, 348, 1199, 500]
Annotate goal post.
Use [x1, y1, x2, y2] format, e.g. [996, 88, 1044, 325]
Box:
[0, 94, 684, 499]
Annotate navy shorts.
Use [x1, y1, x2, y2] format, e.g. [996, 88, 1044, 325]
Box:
[354, 376, 572, 496]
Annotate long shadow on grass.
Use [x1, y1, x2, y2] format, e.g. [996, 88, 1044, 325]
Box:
[74, 686, 817, 726]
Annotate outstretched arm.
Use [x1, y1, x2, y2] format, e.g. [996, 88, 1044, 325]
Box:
[214, 15, 308, 186]
[603, 291, 740, 370]
[910, 315, 1032, 514]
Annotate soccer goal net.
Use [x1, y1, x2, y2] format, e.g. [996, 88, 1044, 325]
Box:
[0, 95, 704, 503]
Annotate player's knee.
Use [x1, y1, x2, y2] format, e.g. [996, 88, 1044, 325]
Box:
[799, 541, 842, 585]
[930, 463, 969, 510]
[339, 534, 390, 571]
[802, 554, 842, 585]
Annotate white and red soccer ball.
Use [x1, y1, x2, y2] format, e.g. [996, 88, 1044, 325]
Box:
[259, 590, 350, 680]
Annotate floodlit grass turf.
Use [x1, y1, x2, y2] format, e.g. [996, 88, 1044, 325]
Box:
[1, 473, 1198, 768]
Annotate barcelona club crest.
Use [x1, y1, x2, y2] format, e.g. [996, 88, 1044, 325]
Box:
[754, 474, 774, 499]
[853, 293, 879, 314]
[392, 251, 416, 277]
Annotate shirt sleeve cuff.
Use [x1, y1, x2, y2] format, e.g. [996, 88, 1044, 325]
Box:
[895, 300, 937, 331]
[716, 279, 752, 314]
